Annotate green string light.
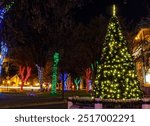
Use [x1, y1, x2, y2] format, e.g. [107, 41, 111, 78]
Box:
[5, 1, 14, 11]
[93, 5, 143, 99]
[51, 52, 60, 95]
[74, 77, 81, 90]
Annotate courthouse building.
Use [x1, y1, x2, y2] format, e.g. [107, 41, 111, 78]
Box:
[132, 28, 150, 94]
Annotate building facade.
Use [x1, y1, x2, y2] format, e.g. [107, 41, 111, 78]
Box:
[133, 28, 150, 94]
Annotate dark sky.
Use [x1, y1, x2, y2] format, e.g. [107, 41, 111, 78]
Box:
[75, 0, 149, 23]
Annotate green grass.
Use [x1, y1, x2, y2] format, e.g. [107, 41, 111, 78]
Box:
[37, 90, 92, 98]
[1, 90, 92, 98]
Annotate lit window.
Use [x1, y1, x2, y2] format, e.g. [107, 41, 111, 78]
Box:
[146, 72, 150, 83]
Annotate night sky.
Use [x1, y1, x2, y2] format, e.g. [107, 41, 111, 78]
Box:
[1, 0, 149, 23]
[75, 0, 149, 24]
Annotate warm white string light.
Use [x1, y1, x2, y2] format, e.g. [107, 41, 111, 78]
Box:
[113, 4, 116, 16]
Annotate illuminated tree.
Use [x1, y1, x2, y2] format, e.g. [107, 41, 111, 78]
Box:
[51, 52, 60, 94]
[0, 42, 8, 82]
[3, 0, 101, 87]
[85, 68, 92, 92]
[67, 74, 72, 90]
[0, 2, 14, 83]
[19, 66, 31, 91]
[93, 5, 143, 99]
[60, 72, 68, 91]
[74, 77, 81, 90]
[2, 1, 53, 87]
[36, 64, 44, 91]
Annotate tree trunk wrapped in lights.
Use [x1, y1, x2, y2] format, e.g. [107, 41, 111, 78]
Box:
[74, 77, 81, 90]
[67, 74, 72, 90]
[51, 52, 60, 94]
[19, 66, 31, 91]
[85, 68, 92, 92]
[0, 42, 8, 83]
[36, 64, 44, 91]
[60, 72, 68, 91]
[93, 5, 143, 99]
[0, 2, 14, 83]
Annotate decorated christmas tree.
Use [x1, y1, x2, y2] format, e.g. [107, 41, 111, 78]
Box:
[93, 5, 143, 99]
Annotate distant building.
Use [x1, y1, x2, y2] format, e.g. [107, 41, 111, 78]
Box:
[133, 28, 150, 88]
[9, 74, 21, 86]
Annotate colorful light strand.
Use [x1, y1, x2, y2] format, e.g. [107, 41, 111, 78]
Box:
[36, 64, 44, 91]
[74, 77, 81, 90]
[60, 72, 68, 91]
[0, 2, 14, 83]
[93, 5, 143, 99]
[51, 52, 60, 94]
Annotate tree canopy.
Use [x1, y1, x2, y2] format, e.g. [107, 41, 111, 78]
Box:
[2, 0, 107, 79]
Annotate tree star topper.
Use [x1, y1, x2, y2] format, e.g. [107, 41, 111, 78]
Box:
[113, 4, 116, 16]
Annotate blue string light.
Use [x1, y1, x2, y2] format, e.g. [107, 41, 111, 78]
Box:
[60, 72, 68, 91]
[0, 2, 14, 79]
[0, 42, 8, 75]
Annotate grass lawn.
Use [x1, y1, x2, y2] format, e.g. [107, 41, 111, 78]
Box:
[38, 90, 92, 98]
[1, 89, 92, 98]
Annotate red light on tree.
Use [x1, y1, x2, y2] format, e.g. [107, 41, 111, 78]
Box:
[19, 66, 31, 91]
[85, 68, 92, 92]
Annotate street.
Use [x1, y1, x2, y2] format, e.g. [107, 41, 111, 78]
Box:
[0, 93, 67, 109]
[17, 103, 67, 109]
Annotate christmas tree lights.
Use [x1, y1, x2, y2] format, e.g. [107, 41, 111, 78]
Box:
[36, 64, 44, 91]
[51, 52, 60, 94]
[0, 2, 14, 83]
[85, 68, 92, 92]
[93, 5, 143, 99]
[74, 77, 81, 90]
[5, 1, 14, 11]
[67, 74, 72, 90]
[19, 66, 31, 91]
[0, 42, 8, 76]
[60, 72, 68, 91]
[0, 1, 14, 26]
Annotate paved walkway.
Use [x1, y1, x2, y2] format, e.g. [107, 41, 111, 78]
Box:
[0, 93, 67, 109]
